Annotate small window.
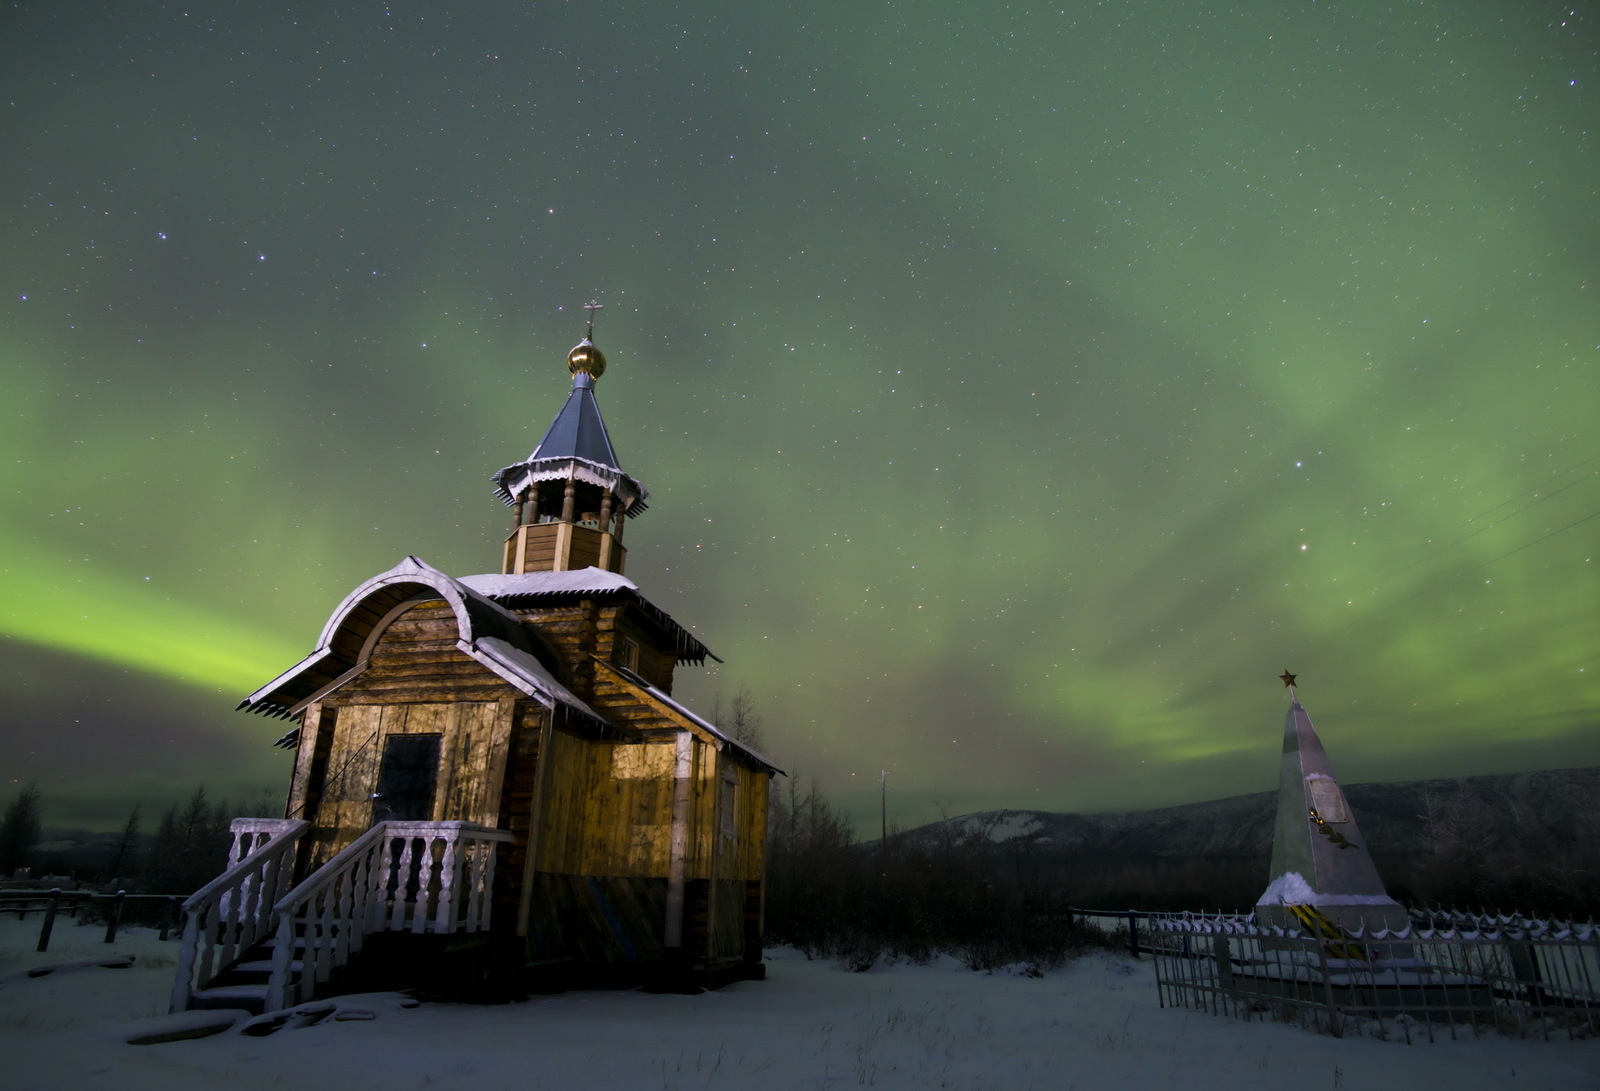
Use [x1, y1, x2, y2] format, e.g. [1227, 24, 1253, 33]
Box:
[615, 636, 640, 672]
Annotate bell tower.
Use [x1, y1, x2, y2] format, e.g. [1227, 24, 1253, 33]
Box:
[491, 303, 649, 575]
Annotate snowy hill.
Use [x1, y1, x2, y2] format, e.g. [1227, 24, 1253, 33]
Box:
[890, 766, 1600, 905]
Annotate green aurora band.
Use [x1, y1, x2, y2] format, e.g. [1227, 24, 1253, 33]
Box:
[2, 1, 1596, 828]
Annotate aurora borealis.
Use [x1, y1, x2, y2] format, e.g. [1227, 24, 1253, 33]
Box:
[3, 2, 1596, 830]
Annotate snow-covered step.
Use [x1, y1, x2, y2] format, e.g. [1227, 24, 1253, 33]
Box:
[187, 983, 269, 1014]
[232, 959, 303, 975]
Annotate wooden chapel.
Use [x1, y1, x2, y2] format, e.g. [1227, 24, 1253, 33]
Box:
[171, 314, 780, 1013]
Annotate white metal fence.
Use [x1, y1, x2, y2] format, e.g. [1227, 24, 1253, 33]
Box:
[1147, 909, 1600, 1042]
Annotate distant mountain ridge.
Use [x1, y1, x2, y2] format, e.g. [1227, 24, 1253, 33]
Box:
[897, 766, 1600, 869]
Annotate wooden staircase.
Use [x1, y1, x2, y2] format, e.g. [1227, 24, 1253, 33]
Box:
[172, 819, 512, 1014]
[183, 936, 305, 1014]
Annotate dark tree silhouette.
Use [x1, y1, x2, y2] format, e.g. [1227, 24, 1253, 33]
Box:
[712, 684, 767, 752]
[107, 802, 143, 881]
[0, 780, 43, 876]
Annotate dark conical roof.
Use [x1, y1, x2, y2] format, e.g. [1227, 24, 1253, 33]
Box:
[528, 371, 621, 468]
[490, 333, 649, 514]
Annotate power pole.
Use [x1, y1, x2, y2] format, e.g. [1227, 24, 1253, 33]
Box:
[880, 769, 887, 846]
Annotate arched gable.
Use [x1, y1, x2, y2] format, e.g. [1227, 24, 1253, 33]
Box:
[312, 556, 527, 669]
[240, 556, 580, 721]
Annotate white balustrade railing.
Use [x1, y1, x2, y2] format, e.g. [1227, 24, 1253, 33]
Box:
[264, 821, 513, 1012]
[170, 818, 309, 1013]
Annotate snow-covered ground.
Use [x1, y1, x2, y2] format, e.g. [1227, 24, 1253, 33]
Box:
[1, 915, 1594, 1090]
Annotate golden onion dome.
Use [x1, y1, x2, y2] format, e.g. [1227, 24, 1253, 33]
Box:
[567, 337, 607, 380]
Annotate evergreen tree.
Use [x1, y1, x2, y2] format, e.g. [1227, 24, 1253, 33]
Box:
[0, 780, 43, 877]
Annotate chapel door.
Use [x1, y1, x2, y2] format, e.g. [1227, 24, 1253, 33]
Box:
[372, 733, 442, 822]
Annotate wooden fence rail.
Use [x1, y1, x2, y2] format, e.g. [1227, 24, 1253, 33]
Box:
[0, 890, 188, 950]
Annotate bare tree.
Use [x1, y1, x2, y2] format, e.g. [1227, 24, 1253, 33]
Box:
[107, 802, 143, 881]
[712, 683, 767, 752]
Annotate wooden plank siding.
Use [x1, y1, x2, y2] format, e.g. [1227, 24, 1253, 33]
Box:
[303, 700, 514, 865]
[592, 604, 677, 692]
[297, 601, 521, 864]
[503, 523, 629, 578]
[533, 731, 679, 879]
[525, 874, 666, 964]
[287, 702, 333, 823]
[524, 730, 679, 963]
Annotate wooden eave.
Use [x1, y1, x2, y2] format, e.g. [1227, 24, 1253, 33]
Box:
[477, 587, 719, 667]
[591, 658, 784, 775]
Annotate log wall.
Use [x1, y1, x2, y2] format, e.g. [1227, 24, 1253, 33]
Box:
[276, 587, 771, 971]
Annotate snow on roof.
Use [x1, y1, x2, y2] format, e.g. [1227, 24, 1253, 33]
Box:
[466, 637, 608, 731]
[460, 567, 718, 665]
[489, 456, 650, 515]
[459, 569, 638, 598]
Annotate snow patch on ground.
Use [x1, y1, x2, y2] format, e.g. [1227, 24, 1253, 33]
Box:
[1, 915, 1594, 1089]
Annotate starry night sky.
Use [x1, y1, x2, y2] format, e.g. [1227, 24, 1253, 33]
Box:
[3, 2, 1597, 830]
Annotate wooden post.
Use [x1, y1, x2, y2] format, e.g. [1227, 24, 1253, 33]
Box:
[514, 526, 530, 574]
[159, 896, 179, 941]
[516, 708, 558, 938]
[597, 492, 615, 570]
[266, 909, 294, 1014]
[104, 890, 127, 943]
[664, 732, 694, 949]
[560, 480, 576, 523]
[36, 889, 61, 952]
[1127, 909, 1140, 959]
[880, 770, 887, 847]
[512, 492, 526, 528]
[170, 905, 200, 1013]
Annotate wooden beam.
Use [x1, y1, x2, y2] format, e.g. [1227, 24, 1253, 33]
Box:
[516, 706, 557, 938]
[591, 658, 726, 750]
[663, 731, 693, 948]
